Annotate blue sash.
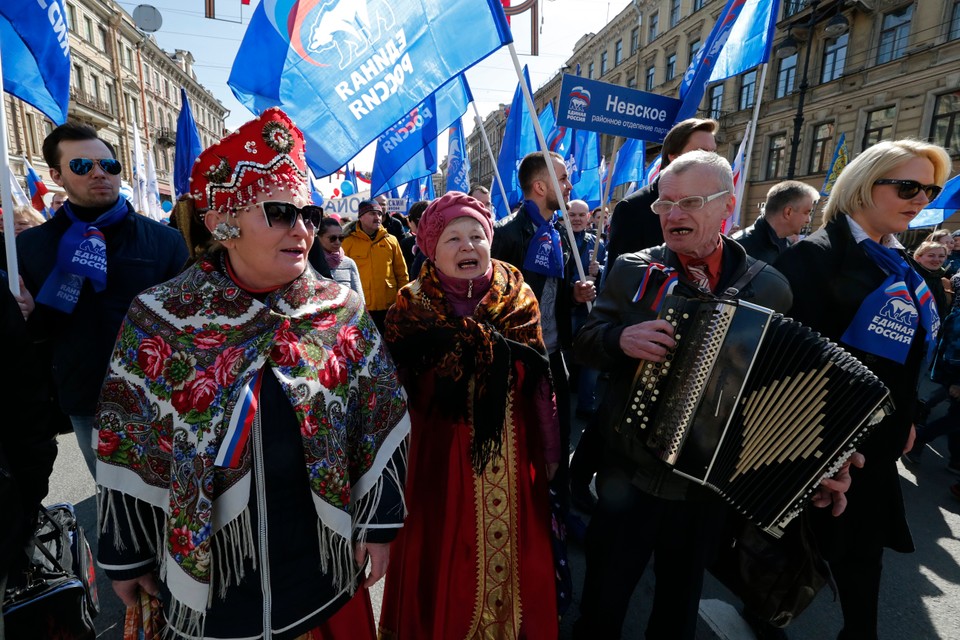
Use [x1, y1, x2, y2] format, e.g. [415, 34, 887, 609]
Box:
[37, 199, 128, 313]
[522, 201, 564, 279]
[840, 239, 939, 364]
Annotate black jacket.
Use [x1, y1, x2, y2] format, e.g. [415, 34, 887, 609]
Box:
[605, 178, 662, 271]
[575, 237, 792, 500]
[774, 217, 922, 556]
[491, 202, 577, 349]
[733, 215, 789, 264]
[16, 203, 188, 415]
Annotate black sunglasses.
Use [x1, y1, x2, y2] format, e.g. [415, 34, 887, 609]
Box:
[66, 157, 123, 176]
[259, 201, 323, 229]
[873, 179, 942, 201]
[323, 234, 345, 242]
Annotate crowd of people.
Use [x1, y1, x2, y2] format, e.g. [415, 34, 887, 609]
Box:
[1, 109, 957, 640]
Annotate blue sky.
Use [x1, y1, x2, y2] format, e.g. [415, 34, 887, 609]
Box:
[118, 0, 630, 175]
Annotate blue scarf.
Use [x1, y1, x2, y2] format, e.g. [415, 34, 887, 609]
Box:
[522, 200, 565, 279]
[37, 198, 129, 313]
[840, 238, 939, 364]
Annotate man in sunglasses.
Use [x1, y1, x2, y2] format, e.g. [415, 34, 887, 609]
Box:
[15, 122, 188, 479]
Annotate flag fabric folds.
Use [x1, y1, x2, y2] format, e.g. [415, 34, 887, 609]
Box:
[610, 138, 646, 188]
[820, 132, 847, 197]
[402, 174, 435, 206]
[446, 117, 470, 193]
[24, 158, 50, 215]
[492, 66, 536, 219]
[376, 138, 437, 197]
[643, 156, 662, 187]
[370, 74, 471, 196]
[175, 88, 203, 198]
[7, 170, 30, 208]
[725, 123, 752, 234]
[910, 174, 960, 229]
[675, 0, 780, 123]
[145, 151, 164, 221]
[228, 0, 511, 178]
[0, 1, 71, 124]
[567, 128, 601, 209]
[131, 123, 150, 216]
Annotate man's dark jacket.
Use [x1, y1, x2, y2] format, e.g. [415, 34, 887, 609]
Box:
[491, 202, 576, 349]
[17, 202, 188, 415]
[605, 178, 662, 271]
[733, 214, 788, 264]
[574, 236, 792, 500]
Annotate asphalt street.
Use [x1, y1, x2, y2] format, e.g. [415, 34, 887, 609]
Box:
[42, 411, 960, 639]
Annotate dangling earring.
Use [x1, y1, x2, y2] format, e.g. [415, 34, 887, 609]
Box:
[212, 222, 241, 241]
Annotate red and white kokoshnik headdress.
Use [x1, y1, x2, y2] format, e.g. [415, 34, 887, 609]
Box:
[189, 107, 308, 213]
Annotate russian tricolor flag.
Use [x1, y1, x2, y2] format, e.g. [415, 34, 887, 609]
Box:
[24, 159, 50, 216]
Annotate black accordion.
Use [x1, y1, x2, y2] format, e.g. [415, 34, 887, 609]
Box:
[620, 295, 893, 538]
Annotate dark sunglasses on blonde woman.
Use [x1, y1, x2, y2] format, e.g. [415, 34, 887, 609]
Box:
[873, 179, 942, 201]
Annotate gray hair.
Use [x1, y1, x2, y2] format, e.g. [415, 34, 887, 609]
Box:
[660, 150, 734, 195]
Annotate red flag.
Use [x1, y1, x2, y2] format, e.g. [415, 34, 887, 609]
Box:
[502, 0, 511, 25]
[241, 0, 251, 4]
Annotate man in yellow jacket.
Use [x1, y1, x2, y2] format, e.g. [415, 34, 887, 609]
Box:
[342, 199, 409, 331]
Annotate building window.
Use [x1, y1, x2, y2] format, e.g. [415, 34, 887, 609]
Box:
[776, 53, 797, 98]
[588, 62, 595, 79]
[615, 40, 623, 66]
[627, 76, 637, 89]
[863, 106, 896, 149]
[689, 39, 701, 66]
[670, 0, 681, 27]
[784, 0, 805, 18]
[601, 51, 608, 75]
[66, 4, 76, 30]
[666, 53, 677, 81]
[767, 133, 788, 179]
[84, 16, 93, 42]
[931, 93, 960, 152]
[877, 6, 912, 64]
[645, 65, 656, 91]
[649, 12, 659, 42]
[708, 83, 724, 119]
[821, 33, 848, 83]
[124, 47, 134, 70]
[951, 2, 960, 41]
[694, 0, 705, 10]
[808, 123, 834, 174]
[739, 70, 757, 111]
[631, 27, 640, 54]
[73, 65, 84, 93]
[90, 75, 100, 102]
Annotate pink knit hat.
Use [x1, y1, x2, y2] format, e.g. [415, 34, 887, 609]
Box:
[416, 192, 494, 262]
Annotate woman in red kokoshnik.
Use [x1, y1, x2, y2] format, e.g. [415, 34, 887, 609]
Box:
[95, 108, 409, 639]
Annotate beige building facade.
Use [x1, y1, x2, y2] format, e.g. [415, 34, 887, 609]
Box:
[468, 0, 960, 230]
[3, 0, 226, 205]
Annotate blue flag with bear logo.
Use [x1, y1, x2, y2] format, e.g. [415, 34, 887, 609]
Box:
[228, 0, 511, 179]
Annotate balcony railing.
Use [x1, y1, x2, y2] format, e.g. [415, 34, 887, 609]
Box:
[156, 126, 176, 146]
[70, 87, 114, 117]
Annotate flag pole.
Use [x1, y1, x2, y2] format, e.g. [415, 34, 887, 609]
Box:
[471, 105, 511, 207]
[595, 140, 620, 257]
[736, 62, 768, 227]
[506, 43, 588, 286]
[0, 39, 22, 296]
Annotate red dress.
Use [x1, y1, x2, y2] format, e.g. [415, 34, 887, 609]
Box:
[378, 364, 558, 639]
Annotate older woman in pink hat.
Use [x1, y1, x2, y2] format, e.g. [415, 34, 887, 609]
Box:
[379, 192, 562, 639]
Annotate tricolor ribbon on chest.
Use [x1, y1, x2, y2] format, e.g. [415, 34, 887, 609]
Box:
[213, 367, 264, 469]
[634, 262, 679, 312]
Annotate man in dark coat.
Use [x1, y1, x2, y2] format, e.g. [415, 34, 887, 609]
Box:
[605, 118, 718, 271]
[572, 151, 856, 640]
[491, 151, 596, 506]
[16, 123, 188, 478]
[734, 180, 819, 264]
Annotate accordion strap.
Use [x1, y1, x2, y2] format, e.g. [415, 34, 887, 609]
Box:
[719, 259, 768, 300]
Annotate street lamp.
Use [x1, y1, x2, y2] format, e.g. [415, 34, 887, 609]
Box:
[776, 0, 849, 179]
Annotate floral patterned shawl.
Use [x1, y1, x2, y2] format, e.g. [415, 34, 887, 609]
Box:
[96, 253, 409, 627]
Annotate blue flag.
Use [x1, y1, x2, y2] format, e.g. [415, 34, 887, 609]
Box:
[309, 169, 325, 206]
[446, 117, 470, 193]
[910, 174, 960, 229]
[538, 103, 556, 144]
[174, 88, 203, 198]
[610, 138, 646, 188]
[568, 128, 601, 208]
[492, 66, 536, 219]
[402, 175, 435, 204]
[228, 0, 510, 178]
[348, 163, 359, 193]
[820, 132, 848, 197]
[675, 0, 780, 123]
[371, 74, 471, 196]
[0, 1, 71, 124]
[377, 137, 438, 197]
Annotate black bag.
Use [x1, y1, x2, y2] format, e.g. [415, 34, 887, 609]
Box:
[709, 512, 834, 628]
[2, 503, 100, 639]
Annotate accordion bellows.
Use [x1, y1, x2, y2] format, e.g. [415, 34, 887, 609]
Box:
[622, 295, 893, 538]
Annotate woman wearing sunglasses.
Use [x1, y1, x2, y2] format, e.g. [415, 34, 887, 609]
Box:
[315, 217, 364, 302]
[94, 108, 409, 639]
[773, 139, 952, 640]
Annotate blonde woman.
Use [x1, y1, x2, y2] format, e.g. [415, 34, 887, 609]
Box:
[774, 139, 951, 640]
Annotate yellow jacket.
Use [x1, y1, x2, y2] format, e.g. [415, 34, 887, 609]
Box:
[341, 226, 409, 311]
